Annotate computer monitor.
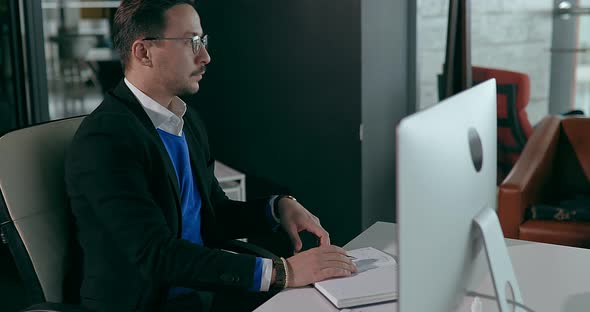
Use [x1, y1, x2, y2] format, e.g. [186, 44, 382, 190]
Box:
[397, 79, 524, 311]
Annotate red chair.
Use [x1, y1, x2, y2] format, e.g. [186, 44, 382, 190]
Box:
[472, 66, 534, 184]
[498, 115, 590, 248]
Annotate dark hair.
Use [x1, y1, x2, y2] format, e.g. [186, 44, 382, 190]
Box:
[112, 0, 195, 69]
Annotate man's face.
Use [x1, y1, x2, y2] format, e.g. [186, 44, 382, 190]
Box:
[150, 4, 211, 96]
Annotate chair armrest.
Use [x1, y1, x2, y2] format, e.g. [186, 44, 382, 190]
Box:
[498, 115, 561, 238]
[21, 242, 276, 312]
[21, 302, 93, 312]
[220, 239, 277, 259]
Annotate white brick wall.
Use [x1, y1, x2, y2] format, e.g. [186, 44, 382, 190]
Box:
[417, 0, 554, 124]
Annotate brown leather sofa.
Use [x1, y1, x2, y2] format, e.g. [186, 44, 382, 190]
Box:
[498, 115, 590, 248]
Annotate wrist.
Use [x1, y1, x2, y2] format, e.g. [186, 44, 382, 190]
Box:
[273, 195, 297, 219]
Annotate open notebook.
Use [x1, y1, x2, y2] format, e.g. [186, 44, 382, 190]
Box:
[313, 247, 398, 309]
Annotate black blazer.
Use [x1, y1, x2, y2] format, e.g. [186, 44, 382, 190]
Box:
[65, 81, 275, 311]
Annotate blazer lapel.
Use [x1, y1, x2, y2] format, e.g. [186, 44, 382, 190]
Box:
[181, 117, 212, 211]
[110, 81, 182, 213]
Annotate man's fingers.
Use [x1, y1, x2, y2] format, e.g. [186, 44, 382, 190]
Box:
[315, 252, 356, 272]
[319, 267, 353, 280]
[287, 225, 303, 252]
[318, 231, 330, 246]
[320, 260, 357, 273]
[306, 223, 330, 246]
[316, 253, 354, 266]
[317, 245, 347, 255]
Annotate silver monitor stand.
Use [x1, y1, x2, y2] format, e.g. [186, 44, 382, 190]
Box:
[473, 206, 524, 311]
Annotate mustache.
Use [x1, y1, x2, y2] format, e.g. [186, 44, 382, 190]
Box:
[193, 66, 206, 76]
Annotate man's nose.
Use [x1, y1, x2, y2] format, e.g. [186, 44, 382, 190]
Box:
[197, 47, 211, 65]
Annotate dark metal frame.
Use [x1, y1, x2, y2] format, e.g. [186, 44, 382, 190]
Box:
[20, 0, 50, 124]
[441, 0, 472, 100]
[3, 0, 28, 134]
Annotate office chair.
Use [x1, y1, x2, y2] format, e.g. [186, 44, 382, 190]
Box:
[498, 115, 590, 248]
[471, 66, 534, 184]
[0, 117, 276, 312]
[438, 66, 534, 184]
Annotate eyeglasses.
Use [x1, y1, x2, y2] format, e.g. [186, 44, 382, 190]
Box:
[143, 35, 208, 55]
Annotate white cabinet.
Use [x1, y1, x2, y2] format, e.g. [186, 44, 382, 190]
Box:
[214, 161, 246, 202]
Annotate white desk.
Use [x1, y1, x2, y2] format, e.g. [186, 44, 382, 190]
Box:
[214, 161, 246, 201]
[255, 222, 590, 312]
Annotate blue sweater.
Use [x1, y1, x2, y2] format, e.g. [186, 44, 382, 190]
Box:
[157, 129, 263, 298]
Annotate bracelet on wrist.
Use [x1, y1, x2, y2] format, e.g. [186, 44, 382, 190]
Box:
[281, 257, 289, 288]
[271, 257, 288, 290]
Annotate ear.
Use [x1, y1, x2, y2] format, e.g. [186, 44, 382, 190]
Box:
[131, 39, 153, 67]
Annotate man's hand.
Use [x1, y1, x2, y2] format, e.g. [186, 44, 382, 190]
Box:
[277, 197, 329, 253]
[285, 245, 357, 287]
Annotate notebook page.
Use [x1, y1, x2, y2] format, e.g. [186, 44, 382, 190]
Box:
[314, 247, 398, 308]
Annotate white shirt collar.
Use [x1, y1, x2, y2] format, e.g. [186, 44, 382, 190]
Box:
[124, 78, 187, 136]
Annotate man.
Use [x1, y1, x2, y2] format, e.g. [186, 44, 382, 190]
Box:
[65, 1, 356, 311]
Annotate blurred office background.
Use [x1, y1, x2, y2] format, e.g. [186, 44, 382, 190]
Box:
[419, 0, 590, 123]
[41, 0, 120, 119]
